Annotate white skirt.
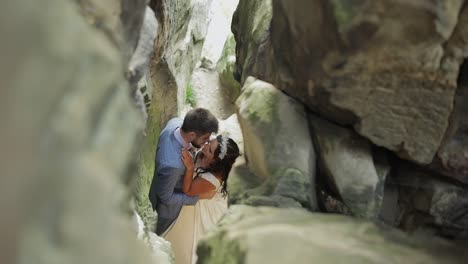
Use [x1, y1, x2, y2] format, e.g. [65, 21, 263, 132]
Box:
[162, 195, 227, 264]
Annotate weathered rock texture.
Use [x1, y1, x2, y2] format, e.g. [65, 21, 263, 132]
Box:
[197, 205, 468, 264]
[232, 0, 468, 165]
[150, 0, 213, 112]
[231, 0, 274, 87]
[137, 0, 213, 228]
[0, 0, 170, 263]
[200, 0, 239, 69]
[77, 0, 125, 45]
[142, 0, 213, 155]
[133, 211, 174, 264]
[309, 114, 389, 219]
[235, 77, 317, 209]
[219, 114, 244, 155]
[430, 61, 468, 183]
[217, 34, 241, 101]
[393, 163, 468, 240]
[128, 7, 159, 123]
[120, 0, 150, 60]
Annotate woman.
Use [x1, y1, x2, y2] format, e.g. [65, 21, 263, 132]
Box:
[162, 135, 240, 264]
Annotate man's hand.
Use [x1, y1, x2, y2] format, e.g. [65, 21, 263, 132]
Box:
[181, 148, 195, 171]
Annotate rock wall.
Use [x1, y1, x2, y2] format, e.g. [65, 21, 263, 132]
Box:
[136, 0, 214, 229]
[233, 0, 468, 166]
[149, 0, 213, 114]
[431, 60, 468, 183]
[0, 0, 176, 263]
[200, 0, 240, 69]
[393, 162, 468, 240]
[309, 114, 389, 219]
[198, 205, 468, 264]
[221, 0, 468, 263]
[234, 77, 317, 209]
[217, 34, 241, 101]
[228, 0, 468, 240]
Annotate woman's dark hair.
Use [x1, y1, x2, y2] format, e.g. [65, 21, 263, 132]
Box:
[195, 135, 240, 197]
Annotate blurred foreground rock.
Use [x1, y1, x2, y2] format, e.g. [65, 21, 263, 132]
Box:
[235, 77, 317, 209]
[0, 0, 166, 263]
[198, 205, 468, 264]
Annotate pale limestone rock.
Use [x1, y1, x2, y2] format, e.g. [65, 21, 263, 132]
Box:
[217, 34, 241, 101]
[309, 114, 389, 219]
[235, 77, 316, 209]
[0, 0, 154, 263]
[198, 205, 467, 264]
[233, 0, 468, 165]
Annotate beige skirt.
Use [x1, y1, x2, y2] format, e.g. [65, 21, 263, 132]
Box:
[162, 205, 196, 264]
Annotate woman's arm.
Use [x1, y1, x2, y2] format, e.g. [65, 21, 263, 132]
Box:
[181, 149, 216, 199]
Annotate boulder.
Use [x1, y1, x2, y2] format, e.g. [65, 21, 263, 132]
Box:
[217, 34, 241, 101]
[134, 210, 173, 264]
[120, 0, 150, 60]
[128, 7, 159, 90]
[219, 114, 244, 155]
[153, 0, 213, 110]
[233, 0, 468, 165]
[197, 205, 467, 264]
[235, 77, 316, 210]
[378, 177, 400, 226]
[309, 114, 390, 219]
[76, 0, 125, 44]
[395, 163, 468, 240]
[1, 0, 153, 263]
[146, 233, 174, 264]
[430, 57, 468, 183]
[231, 0, 275, 86]
[128, 7, 159, 123]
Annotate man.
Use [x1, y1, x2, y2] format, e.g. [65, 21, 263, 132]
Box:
[149, 108, 219, 235]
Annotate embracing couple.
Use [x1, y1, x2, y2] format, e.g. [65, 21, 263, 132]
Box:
[148, 108, 240, 264]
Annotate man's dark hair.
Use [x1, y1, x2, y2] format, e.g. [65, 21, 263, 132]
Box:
[181, 108, 218, 135]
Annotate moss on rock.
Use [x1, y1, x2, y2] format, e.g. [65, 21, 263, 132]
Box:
[217, 34, 241, 101]
[198, 205, 467, 264]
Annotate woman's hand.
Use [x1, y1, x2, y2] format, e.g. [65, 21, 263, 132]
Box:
[181, 148, 194, 170]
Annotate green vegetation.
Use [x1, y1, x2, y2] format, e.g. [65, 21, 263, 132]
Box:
[217, 35, 241, 101]
[186, 82, 197, 107]
[242, 84, 279, 124]
[134, 104, 161, 231]
[135, 152, 157, 231]
[331, 0, 355, 32]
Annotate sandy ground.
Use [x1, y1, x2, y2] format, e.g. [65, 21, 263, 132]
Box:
[190, 67, 236, 120]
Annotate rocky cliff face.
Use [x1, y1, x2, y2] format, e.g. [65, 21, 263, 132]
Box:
[149, 0, 213, 114]
[432, 60, 468, 183]
[198, 206, 467, 264]
[228, 0, 468, 236]
[135, 0, 214, 231]
[196, 0, 468, 262]
[4, 0, 467, 263]
[0, 0, 173, 263]
[233, 0, 468, 166]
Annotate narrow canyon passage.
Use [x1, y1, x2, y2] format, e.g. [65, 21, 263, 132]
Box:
[189, 68, 235, 119]
[2, 0, 468, 264]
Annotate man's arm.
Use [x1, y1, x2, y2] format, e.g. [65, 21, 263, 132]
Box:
[155, 166, 199, 205]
